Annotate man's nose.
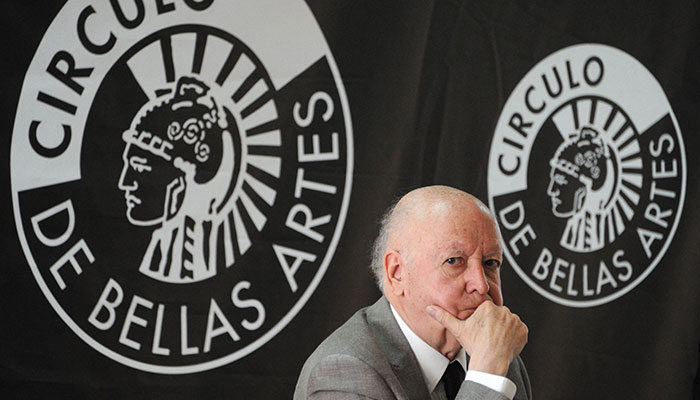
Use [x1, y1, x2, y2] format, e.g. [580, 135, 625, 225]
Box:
[463, 260, 489, 295]
[118, 164, 137, 191]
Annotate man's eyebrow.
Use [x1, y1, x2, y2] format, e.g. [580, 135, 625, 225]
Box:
[483, 248, 503, 259]
[435, 247, 463, 260]
[129, 155, 148, 167]
[445, 244, 467, 254]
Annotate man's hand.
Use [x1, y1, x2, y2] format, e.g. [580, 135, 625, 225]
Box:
[427, 301, 528, 376]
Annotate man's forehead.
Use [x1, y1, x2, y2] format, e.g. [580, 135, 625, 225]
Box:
[389, 186, 501, 239]
[443, 238, 502, 255]
[407, 205, 502, 245]
[122, 129, 173, 162]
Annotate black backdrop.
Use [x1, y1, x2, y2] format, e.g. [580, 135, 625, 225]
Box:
[2, 1, 699, 399]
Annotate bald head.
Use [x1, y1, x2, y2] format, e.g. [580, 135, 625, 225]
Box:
[392, 186, 491, 233]
[370, 186, 497, 289]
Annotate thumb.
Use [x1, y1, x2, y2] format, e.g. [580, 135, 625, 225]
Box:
[426, 305, 461, 336]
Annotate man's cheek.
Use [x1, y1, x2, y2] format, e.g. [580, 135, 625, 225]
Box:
[489, 286, 504, 306]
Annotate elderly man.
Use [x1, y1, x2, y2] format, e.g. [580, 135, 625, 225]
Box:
[294, 186, 531, 400]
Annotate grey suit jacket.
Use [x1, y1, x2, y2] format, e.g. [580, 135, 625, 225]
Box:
[294, 297, 532, 400]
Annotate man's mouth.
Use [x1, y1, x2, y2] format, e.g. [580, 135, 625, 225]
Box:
[456, 306, 482, 320]
[458, 309, 477, 319]
[457, 296, 494, 319]
[125, 194, 141, 206]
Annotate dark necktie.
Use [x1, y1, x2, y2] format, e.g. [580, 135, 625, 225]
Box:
[441, 361, 465, 400]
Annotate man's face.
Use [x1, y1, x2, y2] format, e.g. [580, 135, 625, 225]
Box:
[547, 167, 582, 217]
[396, 200, 504, 354]
[118, 143, 178, 226]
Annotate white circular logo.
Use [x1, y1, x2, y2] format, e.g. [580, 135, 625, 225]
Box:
[11, 0, 353, 373]
[487, 43, 685, 307]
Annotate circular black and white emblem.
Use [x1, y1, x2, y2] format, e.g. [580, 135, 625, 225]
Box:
[487, 44, 685, 307]
[11, 0, 353, 373]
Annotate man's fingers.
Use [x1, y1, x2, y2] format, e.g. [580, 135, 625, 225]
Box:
[426, 305, 460, 334]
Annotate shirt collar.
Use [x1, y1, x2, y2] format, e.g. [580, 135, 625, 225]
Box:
[390, 304, 467, 393]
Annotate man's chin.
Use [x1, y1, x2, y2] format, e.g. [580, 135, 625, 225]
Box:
[552, 206, 574, 218]
[126, 212, 163, 227]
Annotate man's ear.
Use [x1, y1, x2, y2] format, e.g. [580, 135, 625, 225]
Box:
[384, 250, 404, 296]
[165, 176, 186, 218]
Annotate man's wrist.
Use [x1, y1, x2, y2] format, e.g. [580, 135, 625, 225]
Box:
[465, 370, 517, 400]
[466, 358, 509, 376]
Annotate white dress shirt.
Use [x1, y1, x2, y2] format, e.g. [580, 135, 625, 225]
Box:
[390, 305, 517, 400]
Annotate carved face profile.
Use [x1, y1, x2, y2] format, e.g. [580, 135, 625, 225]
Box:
[547, 127, 611, 218]
[118, 77, 226, 226]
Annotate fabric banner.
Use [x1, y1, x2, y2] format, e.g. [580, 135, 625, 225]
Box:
[2, 1, 699, 398]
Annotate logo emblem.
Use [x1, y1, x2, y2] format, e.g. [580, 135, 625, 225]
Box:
[11, 0, 353, 373]
[488, 44, 685, 307]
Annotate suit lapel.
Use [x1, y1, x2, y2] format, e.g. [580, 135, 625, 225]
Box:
[367, 297, 432, 400]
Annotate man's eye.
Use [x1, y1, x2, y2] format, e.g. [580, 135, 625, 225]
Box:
[130, 157, 152, 173]
[445, 257, 461, 265]
[484, 259, 501, 269]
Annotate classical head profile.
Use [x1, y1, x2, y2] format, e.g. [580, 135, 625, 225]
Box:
[547, 127, 615, 218]
[118, 76, 237, 283]
[118, 77, 232, 225]
[547, 127, 617, 251]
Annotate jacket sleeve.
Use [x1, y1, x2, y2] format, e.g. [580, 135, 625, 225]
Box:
[456, 356, 532, 400]
[296, 353, 395, 400]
